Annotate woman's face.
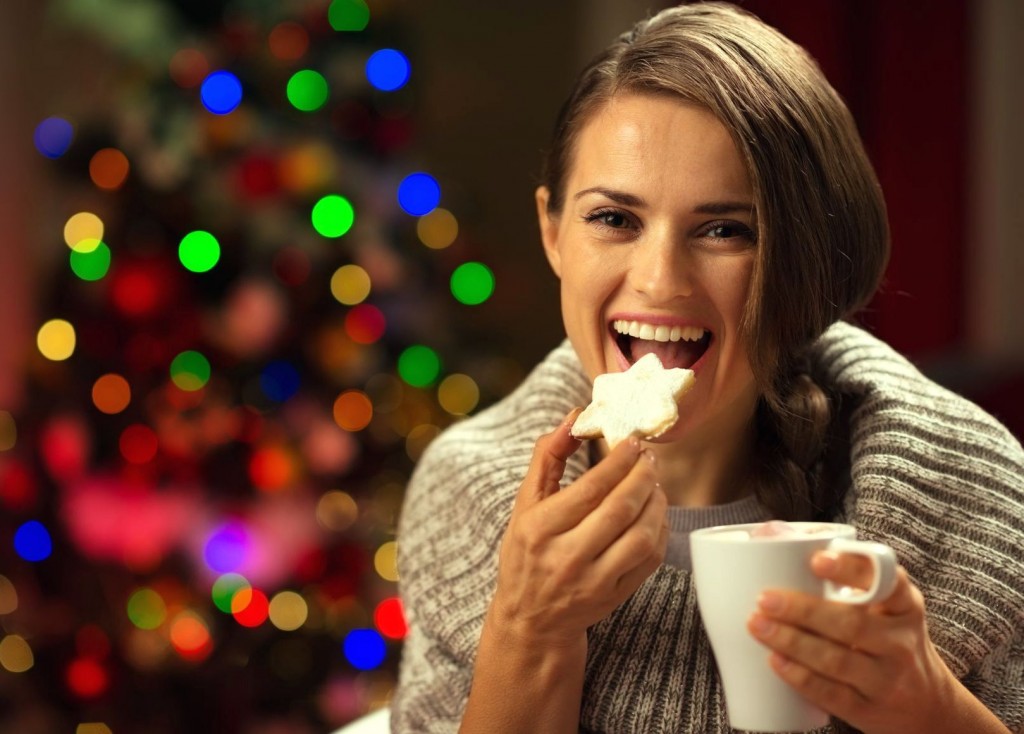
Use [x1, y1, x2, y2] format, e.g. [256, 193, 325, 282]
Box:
[537, 93, 760, 444]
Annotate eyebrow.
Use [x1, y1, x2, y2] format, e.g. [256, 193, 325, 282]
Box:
[573, 187, 754, 215]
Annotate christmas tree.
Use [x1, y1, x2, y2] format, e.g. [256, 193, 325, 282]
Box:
[1, 0, 509, 730]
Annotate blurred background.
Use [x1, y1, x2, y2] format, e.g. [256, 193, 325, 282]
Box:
[0, 0, 1021, 732]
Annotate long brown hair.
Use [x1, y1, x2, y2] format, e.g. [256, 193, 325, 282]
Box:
[540, 2, 890, 518]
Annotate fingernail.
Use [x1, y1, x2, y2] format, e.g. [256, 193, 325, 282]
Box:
[627, 436, 641, 451]
[750, 614, 775, 637]
[814, 551, 839, 575]
[757, 591, 784, 613]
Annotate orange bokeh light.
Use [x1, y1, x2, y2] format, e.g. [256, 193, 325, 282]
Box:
[89, 148, 130, 190]
[333, 390, 373, 432]
[248, 446, 297, 492]
[92, 373, 131, 414]
[169, 612, 213, 662]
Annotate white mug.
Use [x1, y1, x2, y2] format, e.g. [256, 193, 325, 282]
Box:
[690, 522, 898, 732]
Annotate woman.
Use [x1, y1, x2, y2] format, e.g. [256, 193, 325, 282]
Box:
[392, 3, 1024, 732]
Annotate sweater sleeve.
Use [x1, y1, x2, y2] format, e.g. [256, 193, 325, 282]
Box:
[820, 331, 1024, 731]
[389, 433, 484, 734]
[389, 342, 591, 733]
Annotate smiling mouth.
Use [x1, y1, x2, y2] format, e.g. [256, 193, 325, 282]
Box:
[612, 319, 712, 370]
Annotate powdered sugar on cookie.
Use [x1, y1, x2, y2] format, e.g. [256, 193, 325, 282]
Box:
[571, 352, 695, 448]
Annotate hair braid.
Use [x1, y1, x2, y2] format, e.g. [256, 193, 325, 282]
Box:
[753, 360, 837, 521]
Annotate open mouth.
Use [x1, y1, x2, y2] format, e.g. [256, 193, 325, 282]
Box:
[612, 319, 712, 370]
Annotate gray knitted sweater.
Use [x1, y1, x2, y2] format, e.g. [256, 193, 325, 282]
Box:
[392, 322, 1024, 733]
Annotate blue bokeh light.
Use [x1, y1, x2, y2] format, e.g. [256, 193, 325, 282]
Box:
[201, 70, 243, 115]
[260, 360, 301, 402]
[33, 117, 74, 159]
[398, 172, 441, 216]
[343, 628, 386, 670]
[365, 49, 410, 92]
[204, 521, 250, 573]
[14, 520, 53, 562]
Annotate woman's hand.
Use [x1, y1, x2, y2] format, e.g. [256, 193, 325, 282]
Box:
[490, 410, 668, 649]
[460, 412, 667, 733]
[746, 552, 1010, 734]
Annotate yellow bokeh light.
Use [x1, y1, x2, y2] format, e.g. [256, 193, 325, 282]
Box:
[0, 634, 33, 673]
[437, 373, 480, 416]
[279, 143, 336, 194]
[316, 490, 359, 533]
[71, 237, 102, 254]
[330, 264, 371, 305]
[37, 319, 76, 361]
[416, 208, 458, 249]
[374, 541, 399, 582]
[64, 211, 104, 249]
[76, 724, 113, 734]
[0, 411, 15, 452]
[0, 575, 18, 614]
[269, 591, 308, 631]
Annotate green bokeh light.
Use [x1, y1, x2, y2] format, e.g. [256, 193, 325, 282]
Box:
[450, 261, 495, 305]
[212, 573, 251, 614]
[69, 241, 111, 281]
[287, 69, 329, 112]
[398, 345, 441, 388]
[328, 0, 370, 31]
[312, 195, 355, 238]
[170, 350, 211, 391]
[127, 588, 166, 630]
[179, 230, 221, 273]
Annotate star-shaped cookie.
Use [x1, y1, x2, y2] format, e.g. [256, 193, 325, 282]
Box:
[571, 352, 695, 448]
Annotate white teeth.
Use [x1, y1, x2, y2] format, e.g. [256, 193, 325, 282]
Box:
[612, 319, 707, 343]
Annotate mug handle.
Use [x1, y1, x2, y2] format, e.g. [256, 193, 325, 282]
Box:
[822, 538, 898, 605]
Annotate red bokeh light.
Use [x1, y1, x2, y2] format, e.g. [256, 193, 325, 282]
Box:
[109, 259, 173, 319]
[232, 588, 269, 628]
[119, 424, 159, 464]
[0, 459, 37, 510]
[65, 657, 109, 699]
[374, 597, 407, 639]
[344, 304, 386, 344]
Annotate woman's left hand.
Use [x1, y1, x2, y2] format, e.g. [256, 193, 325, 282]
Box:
[746, 551, 959, 734]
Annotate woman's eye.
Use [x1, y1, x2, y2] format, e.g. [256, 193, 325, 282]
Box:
[585, 209, 633, 229]
[702, 221, 755, 242]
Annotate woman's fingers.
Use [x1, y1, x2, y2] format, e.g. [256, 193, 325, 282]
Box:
[535, 436, 647, 536]
[570, 448, 658, 558]
[515, 409, 583, 509]
[811, 550, 875, 590]
[593, 478, 668, 585]
[748, 609, 885, 699]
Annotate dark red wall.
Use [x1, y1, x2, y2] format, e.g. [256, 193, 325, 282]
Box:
[740, 0, 969, 359]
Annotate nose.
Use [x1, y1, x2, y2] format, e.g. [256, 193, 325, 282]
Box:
[628, 229, 693, 303]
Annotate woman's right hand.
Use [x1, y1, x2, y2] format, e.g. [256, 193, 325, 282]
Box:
[489, 410, 669, 649]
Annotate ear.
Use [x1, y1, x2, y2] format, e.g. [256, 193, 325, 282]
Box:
[535, 185, 562, 278]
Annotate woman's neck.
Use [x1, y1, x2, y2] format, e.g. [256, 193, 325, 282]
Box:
[647, 423, 757, 507]
[595, 402, 759, 508]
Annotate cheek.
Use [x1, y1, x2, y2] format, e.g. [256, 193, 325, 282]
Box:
[708, 256, 755, 321]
